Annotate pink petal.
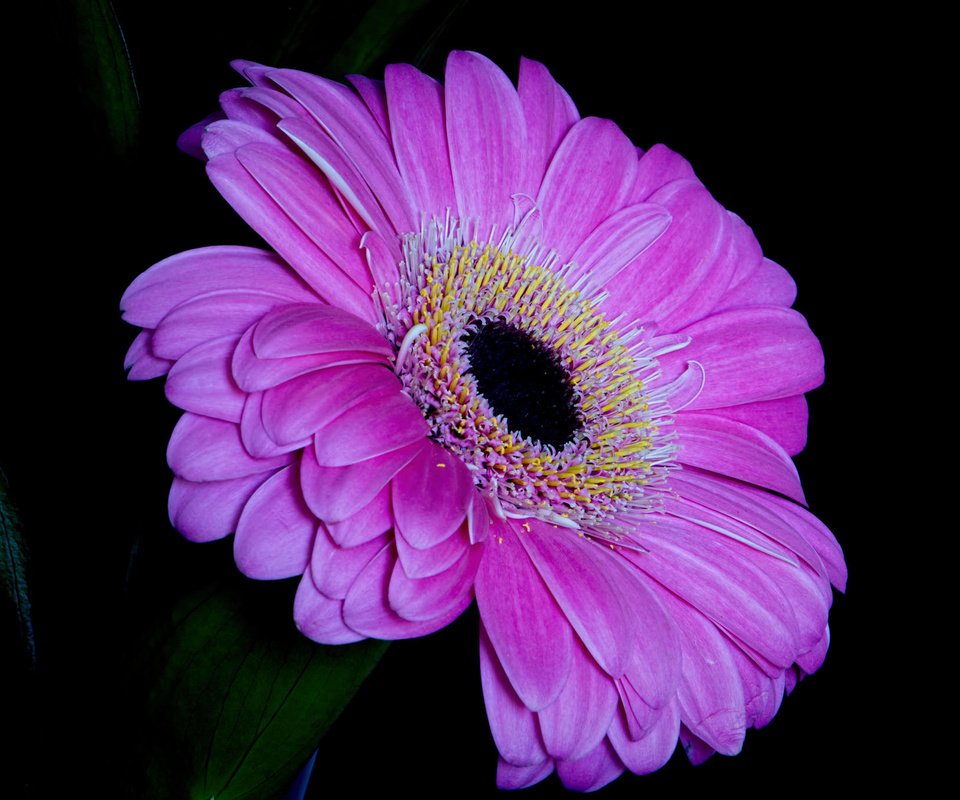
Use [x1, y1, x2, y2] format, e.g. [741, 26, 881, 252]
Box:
[201, 118, 276, 159]
[707, 395, 809, 456]
[652, 588, 746, 756]
[206, 152, 376, 322]
[603, 179, 734, 330]
[165, 336, 245, 423]
[310, 524, 389, 599]
[731, 646, 785, 728]
[267, 69, 415, 234]
[539, 642, 619, 761]
[177, 113, 221, 159]
[537, 117, 638, 265]
[555, 738, 624, 792]
[716, 212, 764, 292]
[168, 473, 272, 542]
[625, 517, 801, 669]
[385, 63, 457, 217]
[325, 485, 393, 547]
[252, 303, 392, 360]
[719, 257, 797, 311]
[617, 677, 655, 741]
[359, 230, 403, 290]
[520, 521, 673, 681]
[218, 88, 282, 134]
[300, 440, 425, 522]
[125, 330, 172, 379]
[785, 666, 800, 695]
[235, 141, 374, 293]
[235, 84, 312, 121]
[445, 51, 527, 232]
[797, 626, 830, 675]
[395, 521, 469, 579]
[750, 489, 846, 592]
[260, 363, 400, 445]
[121, 246, 315, 328]
[674, 412, 805, 503]
[628, 143, 697, 202]
[479, 625, 548, 766]
[391, 442, 473, 549]
[240, 391, 308, 458]
[341, 545, 472, 639]
[234, 464, 316, 579]
[312, 391, 429, 467]
[151, 291, 289, 361]
[232, 323, 388, 393]
[474, 519, 573, 711]
[495, 759, 554, 790]
[657, 306, 825, 410]
[388, 542, 480, 622]
[346, 74, 389, 136]
[518, 56, 579, 195]
[467, 491, 492, 544]
[277, 117, 397, 239]
[293, 571, 364, 644]
[616, 611, 683, 714]
[679, 727, 716, 766]
[167, 413, 291, 481]
[568, 203, 672, 293]
[230, 58, 274, 87]
[668, 471, 831, 583]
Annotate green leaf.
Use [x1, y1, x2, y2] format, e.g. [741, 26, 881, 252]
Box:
[133, 576, 387, 800]
[0, 468, 36, 672]
[275, 0, 459, 76]
[76, 0, 140, 157]
[324, 0, 434, 75]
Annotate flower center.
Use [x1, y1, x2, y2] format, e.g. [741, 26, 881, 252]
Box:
[462, 319, 581, 449]
[377, 217, 677, 538]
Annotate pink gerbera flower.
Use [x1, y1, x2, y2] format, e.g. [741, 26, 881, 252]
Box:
[121, 51, 846, 791]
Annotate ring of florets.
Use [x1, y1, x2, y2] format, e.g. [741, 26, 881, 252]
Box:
[376, 216, 677, 539]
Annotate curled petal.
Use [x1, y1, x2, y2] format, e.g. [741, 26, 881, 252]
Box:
[658, 306, 825, 409]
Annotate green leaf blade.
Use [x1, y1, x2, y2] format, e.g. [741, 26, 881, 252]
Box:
[133, 578, 387, 800]
[0, 469, 36, 671]
[76, 0, 140, 157]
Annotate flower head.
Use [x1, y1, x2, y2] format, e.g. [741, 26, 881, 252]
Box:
[122, 51, 845, 790]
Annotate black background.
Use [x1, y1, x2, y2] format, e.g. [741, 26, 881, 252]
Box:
[5, 2, 917, 796]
